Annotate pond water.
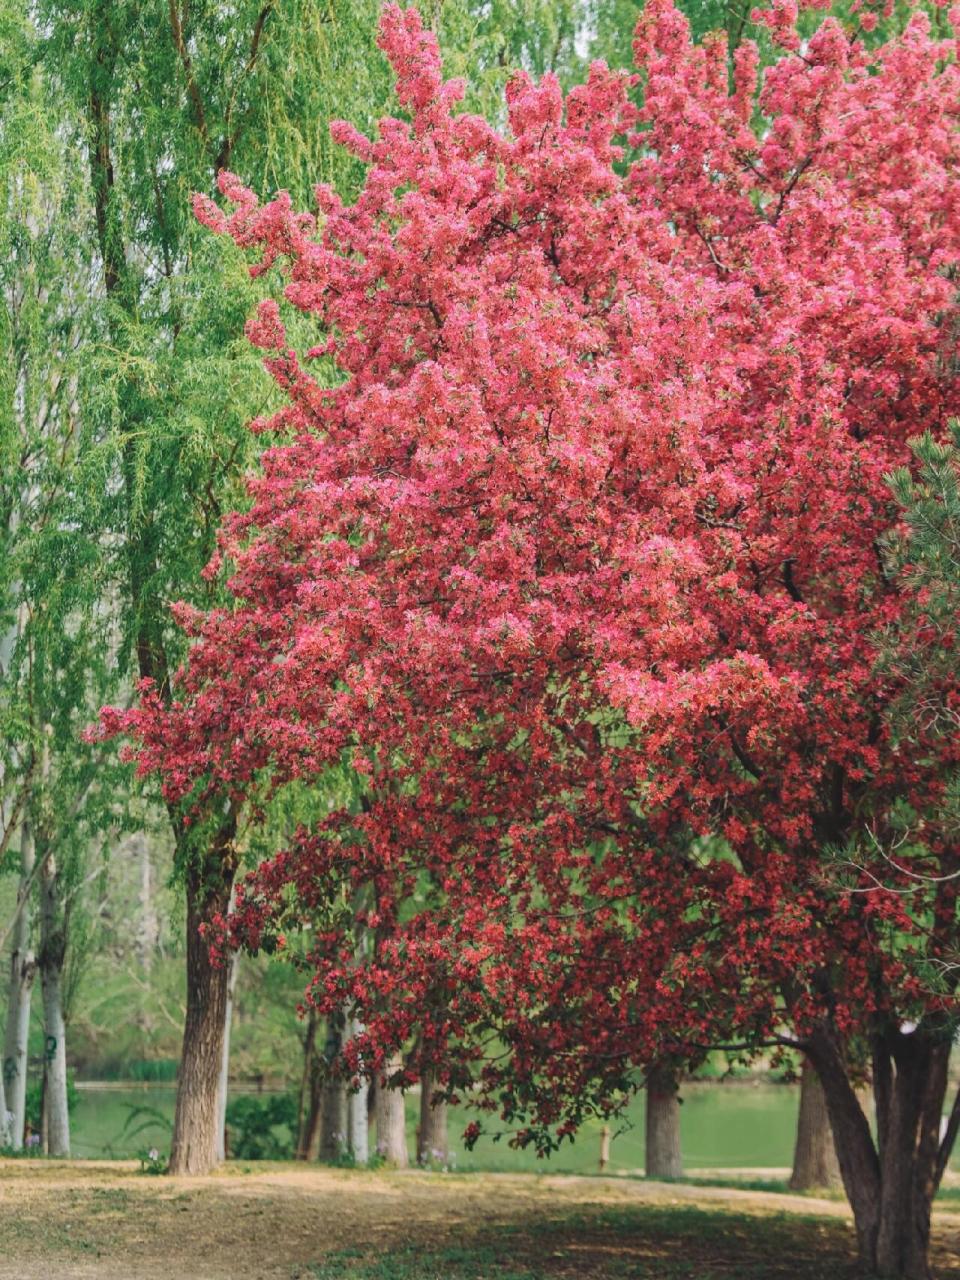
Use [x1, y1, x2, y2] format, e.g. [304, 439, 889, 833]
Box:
[71, 1080, 803, 1171]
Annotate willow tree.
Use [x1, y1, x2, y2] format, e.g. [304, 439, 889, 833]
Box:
[42, 0, 589, 1173]
[0, 0, 119, 1155]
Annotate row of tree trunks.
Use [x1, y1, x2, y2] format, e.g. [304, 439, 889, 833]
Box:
[642, 1060, 842, 1196]
[295, 1018, 434, 1168]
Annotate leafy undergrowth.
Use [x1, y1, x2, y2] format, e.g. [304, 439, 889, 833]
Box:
[302, 1204, 959, 1280]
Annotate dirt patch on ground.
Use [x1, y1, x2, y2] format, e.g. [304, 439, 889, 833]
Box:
[0, 1160, 958, 1279]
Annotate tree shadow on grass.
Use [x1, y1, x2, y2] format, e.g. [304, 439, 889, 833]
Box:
[301, 1201, 960, 1279]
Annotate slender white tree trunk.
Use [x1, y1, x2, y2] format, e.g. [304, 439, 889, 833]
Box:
[348, 1079, 369, 1163]
[215, 945, 238, 1163]
[135, 834, 158, 972]
[347, 1016, 369, 1164]
[375, 1051, 409, 1168]
[3, 821, 36, 1149]
[39, 846, 69, 1157]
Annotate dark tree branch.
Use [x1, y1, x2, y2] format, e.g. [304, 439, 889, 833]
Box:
[218, 3, 275, 172]
[783, 557, 803, 603]
[169, 0, 210, 148]
[935, 1081, 960, 1189]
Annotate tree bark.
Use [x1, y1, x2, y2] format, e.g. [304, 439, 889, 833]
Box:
[789, 1058, 842, 1191]
[168, 853, 236, 1175]
[317, 1022, 347, 1161]
[38, 845, 69, 1157]
[645, 1064, 683, 1179]
[348, 1078, 370, 1164]
[347, 1015, 369, 1164]
[375, 1051, 409, 1168]
[417, 1070, 448, 1167]
[135, 834, 158, 972]
[3, 821, 36, 1149]
[318, 1076, 348, 1161]
[807, 1021, 953, 1280]
[296, 1009, 324, 1160]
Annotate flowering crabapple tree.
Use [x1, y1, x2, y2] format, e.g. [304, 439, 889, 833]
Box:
[98, 3, 960, 1274]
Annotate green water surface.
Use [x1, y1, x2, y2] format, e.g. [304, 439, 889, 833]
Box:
[70, 1080, 801, 1171]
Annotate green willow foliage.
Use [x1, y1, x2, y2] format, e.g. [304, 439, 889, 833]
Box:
[0, 0, 109, 887]
[0, 0, 592, 905]
[35, 0, 589, 708]
[884, 424, 960, 748]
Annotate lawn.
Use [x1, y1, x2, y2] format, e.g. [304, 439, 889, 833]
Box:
[1, 1162, 960, 1279]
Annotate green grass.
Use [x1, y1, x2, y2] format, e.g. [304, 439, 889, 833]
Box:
[684, 1171, 960, 1204]
[304, 1244, 541, 1280]
[296, 1204, 885, 1280]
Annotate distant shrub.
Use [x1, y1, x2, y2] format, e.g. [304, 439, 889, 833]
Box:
[127, 1058, 179, 1083]
[225, 1092, 297, 1160]
[25, 1070, 80, 1134]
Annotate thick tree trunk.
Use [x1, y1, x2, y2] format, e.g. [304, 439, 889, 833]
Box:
[806, 1024, 883, 1266]
[375, 1051, 409, 1168]
[215, 943, 238, 1163]
[169, 855, 235, 1175]
[873, 1031, 947, 1280]
[417, 1070, 448, 1167]
[645, 1064, 683, 1180]
[808, 1021, 953, 1280]
[3, 822, 36, 1149]
[38, 847, 69, 1157]
[789, 1059, 842, 1191]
